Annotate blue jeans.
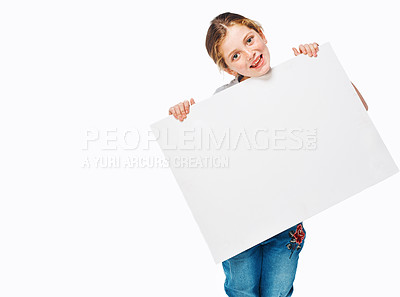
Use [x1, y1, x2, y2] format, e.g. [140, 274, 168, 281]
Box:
[222, 222, 306, 297]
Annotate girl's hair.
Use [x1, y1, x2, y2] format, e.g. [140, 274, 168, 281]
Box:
[205, 12, 264, 72]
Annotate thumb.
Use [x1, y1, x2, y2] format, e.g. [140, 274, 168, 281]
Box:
[190, 98, 196, 105]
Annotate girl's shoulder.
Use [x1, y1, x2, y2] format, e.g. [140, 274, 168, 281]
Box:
[213, 76, 239, 95]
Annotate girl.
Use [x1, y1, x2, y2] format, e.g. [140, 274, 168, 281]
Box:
[168, 12, 368, 297]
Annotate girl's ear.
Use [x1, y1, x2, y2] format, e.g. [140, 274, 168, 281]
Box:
[223, 67, 237, 77]
[259, 31, 267, 44]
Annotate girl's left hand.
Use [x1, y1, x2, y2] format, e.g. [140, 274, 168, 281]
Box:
[292, 43, 319, 57]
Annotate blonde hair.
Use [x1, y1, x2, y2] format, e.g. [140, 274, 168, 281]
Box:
[205, 12, 264, 72]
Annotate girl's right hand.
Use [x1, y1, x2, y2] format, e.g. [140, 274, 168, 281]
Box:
[168, 98, 196, 122]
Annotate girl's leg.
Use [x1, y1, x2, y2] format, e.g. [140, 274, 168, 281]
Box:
[259, 222, 306, 297]
[222, 243, 262, 297]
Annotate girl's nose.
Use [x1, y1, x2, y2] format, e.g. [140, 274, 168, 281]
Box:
[246, 50, 256, 61]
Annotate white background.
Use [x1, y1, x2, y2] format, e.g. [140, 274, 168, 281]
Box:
[0, 0, 399, 296]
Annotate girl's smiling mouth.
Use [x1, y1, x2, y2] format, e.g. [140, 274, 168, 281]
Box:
[250, 54, 263, 68]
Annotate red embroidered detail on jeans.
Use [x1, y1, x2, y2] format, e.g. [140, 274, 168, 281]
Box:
[287, 224, 304, 259]
[293, 224, 305, 244]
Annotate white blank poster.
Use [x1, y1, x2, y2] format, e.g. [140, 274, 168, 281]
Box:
[150, 43, 398, 264]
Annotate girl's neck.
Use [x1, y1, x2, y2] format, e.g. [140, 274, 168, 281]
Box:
[238, 74, 250, 82]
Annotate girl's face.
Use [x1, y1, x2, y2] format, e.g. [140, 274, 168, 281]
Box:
[220, 24, 271, 78]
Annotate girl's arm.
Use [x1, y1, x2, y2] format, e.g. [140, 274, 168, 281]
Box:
[351, 82, 368, 111]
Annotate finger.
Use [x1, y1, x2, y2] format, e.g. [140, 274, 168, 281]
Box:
[169, 107, 175, 116]
[304, 44, 312, 57]
[178, 102, 186, 119]
[183, 100, 190, 114]
[292, 47, 300, 56]
[190, 98, 196, 105]
[173, 106, 181, 120]
[299, 44, 307, 55]
[312, 42, 319, 56]
[308, 43, 317, 57]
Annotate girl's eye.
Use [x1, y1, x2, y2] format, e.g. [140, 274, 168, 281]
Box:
[232, 53, 239, 61]
[247, 36, 253, 43]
